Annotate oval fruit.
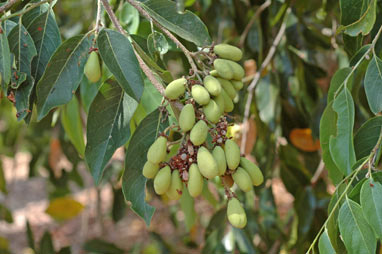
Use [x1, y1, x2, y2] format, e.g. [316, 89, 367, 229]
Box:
[203, 75, 221, 96]
[147, 136, 167, 163]
[203, 99, 221, 123]
[214, 92, 225, 115]
[224, 139, 240, 170]
[191, 85, 210, 105]
[179, 104, 195, 132]
[221, 89, 234, 113]
[84, 51, 102, 83]
[218, 78, 236, 100]
[227, 198, 247, 228]
[212, 146, 227, 175]
[214, 59, 233, 80]
[153, 166, 171, 195]
[188, 163, 204, 197]
[232, 167, 252, 192]
[231, 80, 243, 91]
[167, 170, 183, 200]
[209, 69, 219, 77]
[197, 147, 219, 179]
[165, 78, 186, 99]
[190, 120, 208, 146]
[227, 60, 245, 80]
[214, 44, 243, 61]
[240, 157, 264, 186]
[221, 175, 234, 188]
[142, 161, 159, 179]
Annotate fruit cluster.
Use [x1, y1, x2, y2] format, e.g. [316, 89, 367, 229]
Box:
[143, 44, 264, 229]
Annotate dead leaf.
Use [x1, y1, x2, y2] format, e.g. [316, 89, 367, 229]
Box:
[289, 128, 320, 152]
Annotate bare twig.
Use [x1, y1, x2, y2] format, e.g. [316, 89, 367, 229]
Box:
[311, 159, 325, 184]
[0, 0, 50, 22]
[0, 0, 18, 13]
[95, 0, 102, 35]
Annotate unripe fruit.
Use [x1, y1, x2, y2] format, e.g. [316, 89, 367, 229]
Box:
[240, 157, 264, 186]
[203, 75, 221, 96]
[212, 146, 227, 175]
[224, 139, 240, 170]
[188, 163, 204, 197]
[147, 136, 167, 164]
[227, 198, 247, 228]
[231, 80, 243, 91]
[179, 104, 195, 132]
[232, 167, 252, 192]
[203, 99, 221, 123]
[165, 78, 186, 100]
[218, 78, 236, 100]
[209, 69, 219, 77]
[84, 51, 102, 83]
[221, 89, 234, 113]
[197, 147, 219, 179]
[214, 59, 233, 80]
[227, 60, 245, 80]
[214, 93, 225, 115]
[190, 120, 208, 146]
[191, 85, 210, 105]
[214, 44, 243, 61]
[167, 170, 183, 200]
[142, 161, 159, 179]
[153, 166, 171, 195]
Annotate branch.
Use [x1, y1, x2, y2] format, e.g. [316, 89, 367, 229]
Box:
[0, 0, 18, 13]
[0, 0, 50, 22]
[95, 0, 102, 35]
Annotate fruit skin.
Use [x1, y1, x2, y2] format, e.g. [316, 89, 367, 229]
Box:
[84, 51, 102, 83]
[203, 99, 221, 123]
[197, 147, 219, 179]
[154, 166, 171, 195]
[221, 175, 234, 188]
[179, 104, 195, 132]
[231, 80, 243, 91]
[203, 75, 221, 96]
[165, 78, 186, 99]
[224, 139, 241, 170]
[217, 78, 236, 100]
[212, 146, 227, 175]
[188, 163, 204, 197]
[240, 157, 264, 186]
[227, 198, 247, 228]
[214, 92, 225, 115]
[221, 89, 234, 113]
[191, 85, 210, 105]
[226, 60, 245, 80]
[214, 44, 243, 61]
[167, 170, 183, 200]
[190, 120, 208, 146]
[142, 161, 159, 179]
[232, 167, 252, 192]
[209, 69, 219, 77]
[214, 59, 233, 80]
[147, 136, 167, 163]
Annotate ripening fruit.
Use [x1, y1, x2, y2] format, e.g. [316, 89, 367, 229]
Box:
[218, 78, 236, 100]
[209, 69, 219, 77]
[214, 93, 225, 115]
[214, 44, 243, 61]
[227, 60, 245, 80]
[188, 163, 204, 197]
[203, 99, 221, 123]
[214, 59, 233, 80]
[221, 89, 234, 113]
[191, 85, 210, 105]
[232, 167, 252, 192]
[153, 166, 171, 195]
[203, 75, 221, 96]
[231, 80, 243, 91]
[197, 147, 219, 179]
[190, 120, 208, 146]
[84, 51, 102, 83]
[179, 104, 195, 132]
[240, 157, 264, 186]
[224, 139, 240, 170]
[221, 174, 234, 188]
[167, 170, 183, 200]
[212, 146, 227, 175]
[142, 161, 159, 179]
[227, 198, 247, 228]
[165, 78, 186, 100]
[147, 136, 167, 164]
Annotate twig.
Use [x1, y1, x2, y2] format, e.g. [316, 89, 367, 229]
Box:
[311, 159, 325, 184]
[95, 0, 102, 35]
[0, 0, 50, 22]
[0, 0, 18, 13]
[240, 8, 290, 153]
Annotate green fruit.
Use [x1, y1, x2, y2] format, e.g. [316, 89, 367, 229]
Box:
[227, 198, 247, 228]
[188, 163, 204, 197]
[147, 136, 167, 163]
[191, 85, 210, 105]
[212, 146, 227, 175]
[232, 167, 252, 192]
[153, 166, 171, 195]
[165, 78, 186, 100]
[84, 51, 102, 83]
[224, 139, 240, 170]
[240, 157, 264, 186]
[209, 69, 219, 77]
[217, 78, 236, 100]
[227, 60, 245, 80]
[221, 89, 234, 113]
[179, 104, 195, 132]
[167, 170, 183, 200]
[231, 80, 243, 91]
[142, 161, 159, 179]
[190, 120, 208, 146]
[203, 75, 221, 96]
[214, 59, 233, 80]
[214, 93, 225, 115]
[203, 99, 221, 123]
[214, 44, 243, 61]
[197, 147, 219, 179]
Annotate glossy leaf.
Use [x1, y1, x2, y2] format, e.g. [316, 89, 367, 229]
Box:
[318, 229, 336, 254]
[354, 116, 382, 159]
[0, 23, 11, 93]
[339, 0, 376, 36]
[45, 197, 84, 221]
[360, 179, 382, 238]
[364, 56, 382, 114]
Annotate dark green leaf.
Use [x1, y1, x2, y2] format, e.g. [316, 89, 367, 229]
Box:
[0, 23, 11, 93]
[58, 246, 71, 254]
[80, 77, 101, 113]
[0, 162, 6, 194]
[21, 1, 50, 27]
[360, 178, 382, 238]
[295, 186, 316, 236]
[26, 220, 35, 251]
[83, 239, 124, 254]
[354, 116, 382, 159]
[3, 20, 17, 36]
[112, 187, 127, 222]
[318, 230, 336, 254]
[0, 204, 13, 223]
[339, 0, 376, 36]
[327, 67, 353, 103]
[179, 185, 196, 231]
[364, 55, 382, 114]
[39, 231, 55, 254]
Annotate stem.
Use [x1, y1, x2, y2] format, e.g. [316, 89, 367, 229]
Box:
[0, 0, 50, 22]
[95, 0, 102, 35]
[0, 0, 19, 13]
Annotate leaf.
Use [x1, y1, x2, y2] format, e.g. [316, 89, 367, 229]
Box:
[364, 56, 382, 114]
[328, 67, 353, 103]
[354, 116, 382, 160]
[45, 197, 84, 221]
[360, 179, 382, 238]
[139, 0, 211, 47]
[21, 1, 50, 27]
[26, 220, 35, 251]
[338, 198, 376, 254]
[85, 80, 137, 184]
[0, 204, 13, 223]
[318, 229, 336, 254]
[80, 77, 101, 113]
[0, 162, 6, 194]
[83, 239, 124, 254]
[122, 109, 168, 226]
[179, 185, 196, 231]
[0, 23, 11, 93]
[289, 128, 320, 152]
[339, 0, 376, 36]
[329, 87, 356, 175]
[36, 34, 91, 120]
[116, 2, 140, 34]
[39, 231, 54, 254]
[147, 31, 169, 56]
[295, 186, 316, 236]
[112, 187, 127, 222]
[97, 29, 144, 101]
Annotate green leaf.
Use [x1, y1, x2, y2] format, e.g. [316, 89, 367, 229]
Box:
[364, 55, 382, 114]
[329, 87, 356, 175]
[0, 23, 11, 93]
[147, 31, 169, 56]
[360, 178, 382, 238]
[327, 67, 353, 103]
[139, 0, 211, 47]
[0, 204, 13, 223]
[111, 187, 127, 222]
[295, 186, 316, 236]
[80, 77, 101, 113]
[339, 0, 376, 36]
[354, 116, 382, 159]
[116, 2, 140, 34]
[0, 162, 7, 194]
[26, 220, 35, 251]
[318, 229, 336, 254]
[83, 239, 124, 254]
[3, 20, 17, 36]
[179, 185, 196, 231]
[338, 198, 376, 254]
[97, 29, 144, 101]
[39, 231, 55, 254]
[85, 80, 138, 184]
[21, 1, 50, 27]
[36, 34, 91, 120]
[122, 109, 168, 226]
